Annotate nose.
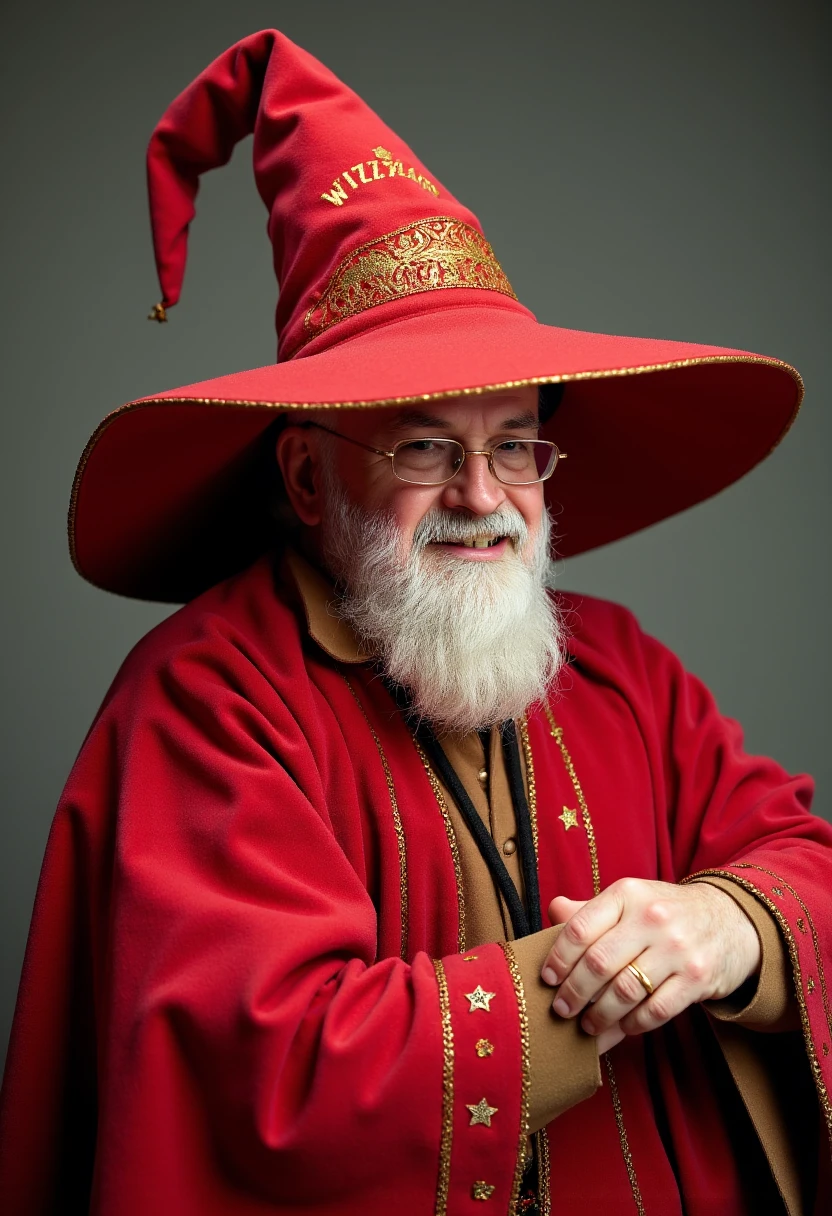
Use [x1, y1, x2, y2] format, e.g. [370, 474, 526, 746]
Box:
[439, 451, 507, 515]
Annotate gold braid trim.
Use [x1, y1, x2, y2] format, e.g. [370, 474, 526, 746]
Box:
[432, 958, 455, 1216]
[299, 217, 517, 352]
[501, 941, 532, 1213]
[518, 716, 539, 860]
[544, 704, 600, 897]
[684, 868, 832, 1150]
[413, 736, 467, 953]
[535, 1128, 552, 1216]
[544, 704, 646, 1214]
[341, 677, 409, 959]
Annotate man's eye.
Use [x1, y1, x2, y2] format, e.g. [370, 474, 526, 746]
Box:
[403, 440, 437, 452]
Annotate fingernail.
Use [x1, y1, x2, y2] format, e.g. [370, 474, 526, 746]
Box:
[542, 966, 558, 986]
[553, 998, 569, 1017]
[582, 1018, 596, 1035]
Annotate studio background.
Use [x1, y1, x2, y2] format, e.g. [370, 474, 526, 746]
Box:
[1, 0, 829, 1063]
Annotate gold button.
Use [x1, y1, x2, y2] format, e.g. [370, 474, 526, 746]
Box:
[502, 838, 517, 856]
[477, 768, 488, 785]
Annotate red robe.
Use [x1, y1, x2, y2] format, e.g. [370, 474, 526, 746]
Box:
[1, 553, 830, 1213]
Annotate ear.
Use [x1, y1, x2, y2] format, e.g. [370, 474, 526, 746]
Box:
[276, 426, 324, 527]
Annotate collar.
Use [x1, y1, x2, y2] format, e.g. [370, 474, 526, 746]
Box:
[284, 549, 372, 665]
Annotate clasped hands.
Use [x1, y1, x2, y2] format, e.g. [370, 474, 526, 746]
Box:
[539, 878, 762, 1056]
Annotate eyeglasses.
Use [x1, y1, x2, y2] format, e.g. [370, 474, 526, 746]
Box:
[302, 423, 567, 486]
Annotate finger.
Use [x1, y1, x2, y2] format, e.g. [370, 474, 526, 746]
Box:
[542, 889, 632, 993]
[548, 896, 587, 925]
[581, 951, 670, 1034]
[618, 975, 698, 1036]
[595, 1025, 626, 1055]
[547, 901, 659, 1014]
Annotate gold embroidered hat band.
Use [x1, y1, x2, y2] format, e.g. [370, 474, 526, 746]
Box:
[68, 29, 802, 602]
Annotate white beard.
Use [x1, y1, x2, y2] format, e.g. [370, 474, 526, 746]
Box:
[321, 485, 565, 733]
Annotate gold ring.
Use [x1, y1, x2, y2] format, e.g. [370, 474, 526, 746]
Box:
[626, 962, 654, 997]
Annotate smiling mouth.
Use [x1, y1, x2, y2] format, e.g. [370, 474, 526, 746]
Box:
[439, 535, 506, 549]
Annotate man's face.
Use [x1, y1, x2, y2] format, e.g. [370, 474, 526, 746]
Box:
[317, 386, 546, 563]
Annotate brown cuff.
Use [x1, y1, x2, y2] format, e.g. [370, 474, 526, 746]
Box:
[510, 926, 602, 1132]
[690, 876, 798, 1032]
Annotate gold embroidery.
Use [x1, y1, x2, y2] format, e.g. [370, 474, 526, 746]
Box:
[730, 863, 832, 1039]
[544, 705, 646, 1214]
[463, 954, 479, 962]
[465, 985, 496, 1013]
[797, 917, 806, 933]
[683, 868, 832, 1148]
[772, 885, 784, 896]
[545, 707, 601, 897]
[321, 147, 440, 206]
[414, 736, 466, 952]
[518, 717, 539, 859]
[824, 1043, 830, 1057]
[604, 1055, 647, 1216]
[558, 806, 579, 831]
[536, 1129, 552, 1216]
[432, 958, 454, 1216]
[466, 1097, 499, 1127]
[809, 976, 816, 994]
[300, 217, 517, 350]
[501, 941, 532, 1213]
[341, 678, 409, 959]
[472, 1181, 496, 1200]
[476, 1038, 494, 1058]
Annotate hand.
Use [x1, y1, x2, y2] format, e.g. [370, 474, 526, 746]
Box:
[540, 879, 761, 1042]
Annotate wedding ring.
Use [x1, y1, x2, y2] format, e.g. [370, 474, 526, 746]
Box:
[626, 962, 654, 997]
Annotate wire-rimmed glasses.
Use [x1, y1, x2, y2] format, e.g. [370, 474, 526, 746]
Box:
[302, 423, 566, 486]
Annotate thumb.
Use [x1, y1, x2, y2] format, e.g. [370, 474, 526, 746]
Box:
[548, 895, 588, 925]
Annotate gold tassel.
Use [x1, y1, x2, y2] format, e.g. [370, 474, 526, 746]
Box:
[147, 302, 168, 323]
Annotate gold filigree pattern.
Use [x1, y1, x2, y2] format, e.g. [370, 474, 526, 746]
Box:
[501, 940, 532, 1214]
[341, 677, 409, 959]
[544, 704, 646, 1214]
[432, 958, 454, 1216]
[300, 217, 517, 350]
[414, 736, 467, 952]
[535, 1129, 552, 1216]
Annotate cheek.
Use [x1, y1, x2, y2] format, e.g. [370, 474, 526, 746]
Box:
[507, 485, 545, 536]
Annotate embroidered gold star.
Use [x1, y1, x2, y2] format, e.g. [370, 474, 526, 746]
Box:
[559, 806, 579, 831]
[466, 1097, 498, 1127]
[475, 1038, 494, 1058]
[472, 1181, 496, 1200]
[465, 985, 496, 1013]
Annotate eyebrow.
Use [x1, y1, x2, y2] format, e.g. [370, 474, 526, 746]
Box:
[389, 409, 540, 432]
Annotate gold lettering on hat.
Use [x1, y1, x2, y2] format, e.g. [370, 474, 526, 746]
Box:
[296, 216, 517, 352]
[321, 148, 440, 205]
[321, 179, 349, 206]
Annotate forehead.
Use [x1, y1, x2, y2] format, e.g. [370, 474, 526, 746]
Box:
[357, 387, 540, 436]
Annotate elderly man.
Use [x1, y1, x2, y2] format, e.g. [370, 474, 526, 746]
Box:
[1, 28, 830, 1216]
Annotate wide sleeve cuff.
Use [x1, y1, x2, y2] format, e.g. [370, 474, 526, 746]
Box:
[689, 876, 798, 1032]
[510, 926, 602, 1131]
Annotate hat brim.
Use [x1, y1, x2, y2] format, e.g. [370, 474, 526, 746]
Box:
[70, 304, 801, 602]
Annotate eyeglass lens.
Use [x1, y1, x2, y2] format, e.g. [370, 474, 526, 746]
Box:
[392, 439, 556, 485]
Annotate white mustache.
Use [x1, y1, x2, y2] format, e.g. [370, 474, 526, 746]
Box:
[411, 506, 529, 549]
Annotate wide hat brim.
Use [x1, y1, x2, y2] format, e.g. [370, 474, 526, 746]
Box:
[70, 303, 801, 602]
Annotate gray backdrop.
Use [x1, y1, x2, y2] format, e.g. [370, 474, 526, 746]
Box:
[1, 0, 829, 1062]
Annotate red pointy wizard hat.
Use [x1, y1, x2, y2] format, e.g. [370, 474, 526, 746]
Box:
[69, 28, 802, 602]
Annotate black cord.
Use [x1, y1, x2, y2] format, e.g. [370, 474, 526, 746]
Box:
[416, 722, 532, 940]
[501, 720, 542, 934]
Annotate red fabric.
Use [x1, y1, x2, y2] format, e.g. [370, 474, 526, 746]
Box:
[146, 29, 488, 358]
[2, 556, 830, 1212]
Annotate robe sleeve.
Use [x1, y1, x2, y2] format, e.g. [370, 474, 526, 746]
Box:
[0, 622, 536, 1216]
[626, 615, 832, 1133]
